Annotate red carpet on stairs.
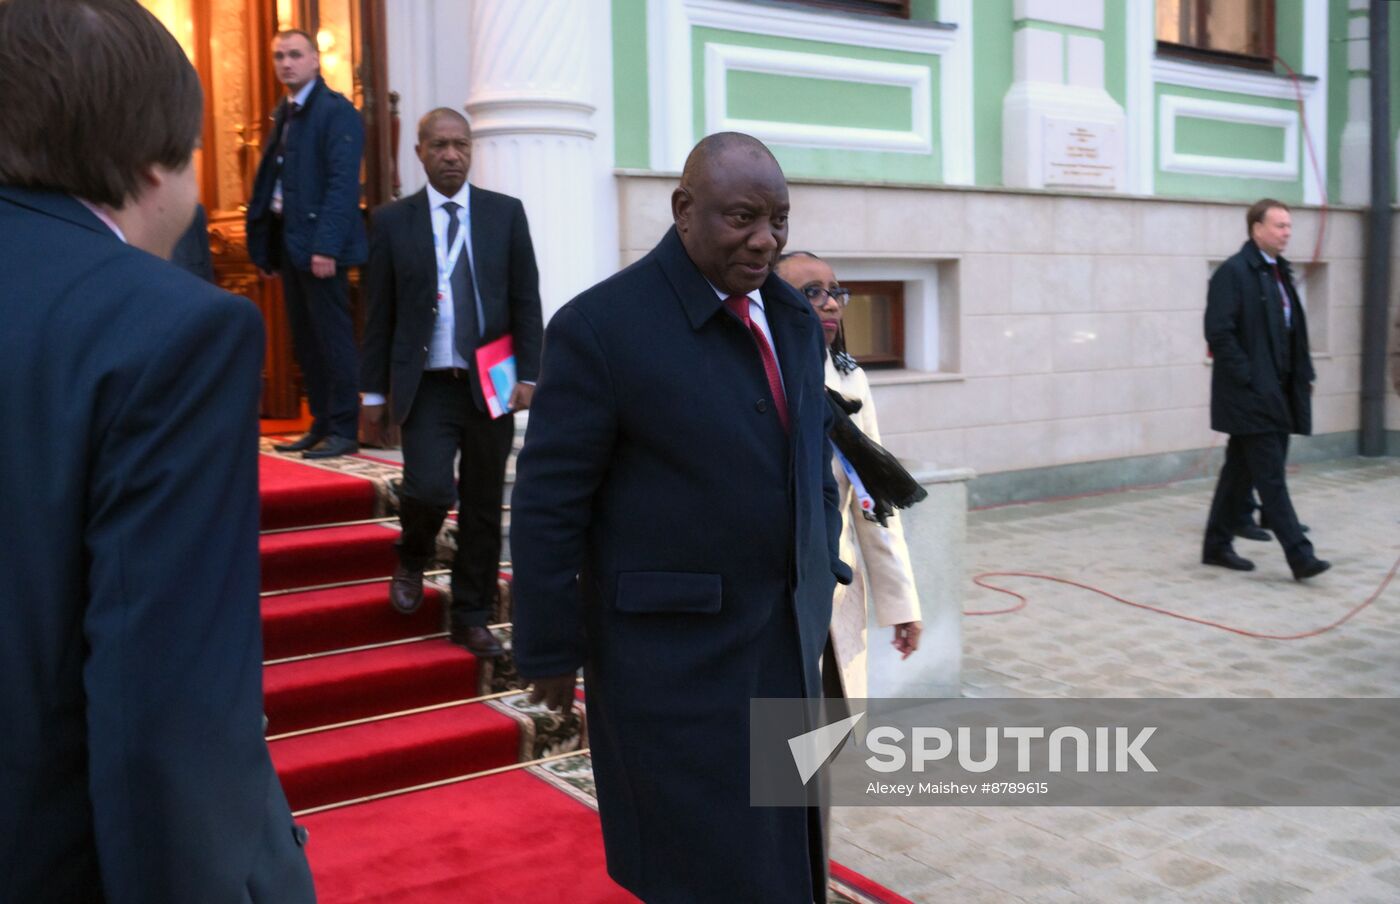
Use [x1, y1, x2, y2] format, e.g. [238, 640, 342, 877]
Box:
[262, 582, 446, 660]
[301, 769, 640, 904]
[260, 523, 400, 592]
[270, 703, 519, 811]
[264, 640, 480, 734]
[260, 453, 378, 529]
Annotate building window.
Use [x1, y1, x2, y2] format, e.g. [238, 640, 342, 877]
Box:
[842, 280, 905, 369]
[1156, 0, 1275, 70]
[775, 0, 910, 20]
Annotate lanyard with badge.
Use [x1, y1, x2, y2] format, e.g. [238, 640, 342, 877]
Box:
[435, 211, 469, 306]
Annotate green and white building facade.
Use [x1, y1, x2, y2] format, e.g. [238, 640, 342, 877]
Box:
[386, 0, 1400, 497]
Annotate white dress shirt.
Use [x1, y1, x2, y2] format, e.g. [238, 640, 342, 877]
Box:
[1258, 249, 1293, 329]
[77, 199, 127, 243]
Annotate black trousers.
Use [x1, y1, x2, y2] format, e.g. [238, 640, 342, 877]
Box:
[280, 259, 359, 440]
[1204, 431, 1314, 565]
[398, 370, 514, 629]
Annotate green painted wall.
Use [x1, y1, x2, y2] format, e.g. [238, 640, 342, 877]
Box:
[691, 26, 941, 183]
[910, 0, 938, 22]
[1154, 85, 1302, 203]
[1175, 116, 1288, 161]
[972, 0, 1013, 186]
[1101, 0, 1126, 110]
[726, 71, 915, 131]
[1327, 0, 1349, 203]
[1274, 0, 1304, 73]
[612, 0, 649, 169]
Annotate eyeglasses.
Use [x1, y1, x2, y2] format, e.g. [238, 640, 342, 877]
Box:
[801, 285, 852, 307]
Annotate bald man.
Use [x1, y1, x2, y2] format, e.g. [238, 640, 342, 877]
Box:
[360, 108, 542, 656]
[512, 132, 850, 903]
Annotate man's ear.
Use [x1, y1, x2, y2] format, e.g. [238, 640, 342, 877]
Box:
[671, 187, 692, 234]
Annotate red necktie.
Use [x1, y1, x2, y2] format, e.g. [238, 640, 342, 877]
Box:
[725, 295, 789, 433]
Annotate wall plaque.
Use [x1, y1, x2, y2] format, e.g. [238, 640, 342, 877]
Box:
[1043, 117, 1121, 190]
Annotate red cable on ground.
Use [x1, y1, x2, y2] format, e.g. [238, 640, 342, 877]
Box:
[967, 549, 1400, 640]
[1273, 53, 1329, 270]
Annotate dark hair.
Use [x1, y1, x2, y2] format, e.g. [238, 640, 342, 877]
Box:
[1247, 198, 1289, 236]
[273, 28, 316, 50]
[777, 250, 822, 263]
[0, 0, 203, 207]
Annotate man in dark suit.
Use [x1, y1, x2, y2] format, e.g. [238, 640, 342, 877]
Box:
[360, 108, 542, 657]
[247, 28, 367, 459]
[512, 132, 851, 903]
[0, 2, 315, 901]
[1203, 198, 1329, 580]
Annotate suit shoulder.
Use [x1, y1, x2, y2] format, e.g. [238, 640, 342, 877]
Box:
[370, 195, 416, 225]
[566, 254, 663, 319]
[470, 185, 526, 213]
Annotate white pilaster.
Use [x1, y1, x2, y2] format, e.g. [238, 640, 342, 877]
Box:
[1002, 0, 1127, 192]
[465, 0, 610, 321]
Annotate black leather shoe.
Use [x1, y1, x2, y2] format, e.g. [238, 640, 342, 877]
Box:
[450, 625, 505, 658]
[1202, 549, 1255, 571]
[1291, 557, 1331, 581]
[1235, 525, 1272, 542]
[388, 564, 424, 615]
[274, 432, 323, 453]
[302, 435, 359, 459]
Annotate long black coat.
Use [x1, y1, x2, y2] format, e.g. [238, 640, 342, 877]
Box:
[511, 227, 851, 903]
[0, 187, 314, 903]
[1205, 240, 1315, 436]
[359, 185, 542, 424]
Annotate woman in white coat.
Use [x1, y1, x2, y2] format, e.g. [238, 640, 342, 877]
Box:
[778, 252, 922, 698]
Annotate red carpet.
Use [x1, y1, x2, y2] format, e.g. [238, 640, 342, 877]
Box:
[270, 703, 519, 810]
[302, 770, 639, 904]
[260, 453, 377, 529]
[262, 582, 446, 660]
[260, 523, 400, 592]
[264, 640, 479, 734]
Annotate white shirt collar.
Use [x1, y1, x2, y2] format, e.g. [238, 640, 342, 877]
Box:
[426, 181, 471, 213]
[706, 280, 763, 310]
[77, 199, 127, 243]
[289, 79, 316, 108]
[1256, 246, 1278, 265]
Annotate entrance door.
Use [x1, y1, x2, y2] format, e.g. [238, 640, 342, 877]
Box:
[141, 0, 394, 419]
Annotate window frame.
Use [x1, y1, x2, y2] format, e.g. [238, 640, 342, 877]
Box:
[1155, 0, 1276, 73]
[841, 279, 906, 370]
[769, 0, 911, 21]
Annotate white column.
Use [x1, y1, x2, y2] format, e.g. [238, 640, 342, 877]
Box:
[1002, 0, 1127, 192]
[1340, 1, 1371, 205]
[465, 0, 610, 321]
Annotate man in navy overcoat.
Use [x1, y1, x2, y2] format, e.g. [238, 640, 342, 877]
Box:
[0, 2, 314, 900]
[512, 133, 851, 903]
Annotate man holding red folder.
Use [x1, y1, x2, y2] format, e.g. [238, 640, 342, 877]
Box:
[360, 107, 542, 656]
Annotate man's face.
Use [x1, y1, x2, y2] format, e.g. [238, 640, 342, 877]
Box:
[673, 149, 789, 296]
[272, 34, 318, 92]
[1252, 206, 1291, 257]
[416, 116, 472, 196]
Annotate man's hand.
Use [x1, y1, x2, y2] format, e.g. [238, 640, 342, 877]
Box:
[508, 382, 535, 412]
[892, 621, 922, 660]
[527, 674, 576, 713]
[359, 403, 389, 448]
[310, 254, 337, 279]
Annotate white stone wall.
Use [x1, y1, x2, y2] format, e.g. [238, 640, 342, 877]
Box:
[619, 174, 1391, 475]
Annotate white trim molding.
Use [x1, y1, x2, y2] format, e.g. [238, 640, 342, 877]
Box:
[704, 43, 932, 154]
[1152, 57, 1319, 103]
[646, 0, 971, 182]
[1124, 0, 1155, 194]
[1159, 94, 1299, 180]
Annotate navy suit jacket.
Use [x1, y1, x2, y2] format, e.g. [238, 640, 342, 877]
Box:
[511, 226, 850, 901]
[246, 77, 367, 272]
[0, 187, 315, 904]
[360, 185, 543, 424]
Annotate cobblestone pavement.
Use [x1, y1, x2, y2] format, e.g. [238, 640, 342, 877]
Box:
[831, 456, 1400, 903]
